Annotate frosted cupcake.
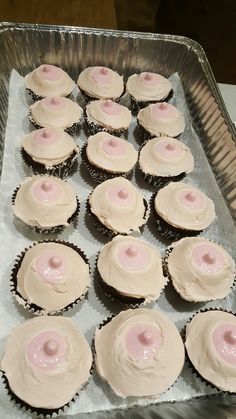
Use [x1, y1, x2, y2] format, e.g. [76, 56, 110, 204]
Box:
[95, 308, 185, 398]
[0, 317, 92, 414]
[29, 97, 83, 136]
[21, 127, 79, 179]
[153, 182, 216, 239]
[185, 310, 236, 392]
[137, 102, 185, 140]
[85, 99, 132, 136]
[25, 64, 75, 101]
[82, 132, 138, 182]
[12, 175, 79, 234]
[139, 137, 194, 188]
[97, 235, 167, 305]
[11, 241, 90, 315]
[165, 237, 235, 302]
[126, 72, 173, 112]
[77, 66, 124, 101]
[88, 177, 149, 236]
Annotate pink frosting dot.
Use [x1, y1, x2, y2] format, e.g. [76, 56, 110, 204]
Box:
[100, 100, 122, 115]
[36, 250, 67, 283]
[108, 185, 134, 207]
[91, 66, 112, 85]
[43, 96, 65, 111]
[212, 324, 236, 365]
[31, 178, 62, 203]
[151, 102, 176, 120]
[155, 139, 182, 160]
[191, 243, 225, 273]
[125, 324, 163, 359]
[117, 244, 149, 270]
[37, 64, 63, 81]
[139, 72, 160, 86]
[178, 189, 205, 210]
[102, 137, 126, 156]
[33, 128, 57, 145]
[26, 330, 67, 370]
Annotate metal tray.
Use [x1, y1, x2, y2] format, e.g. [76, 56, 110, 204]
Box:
[0, 22, 236, 419]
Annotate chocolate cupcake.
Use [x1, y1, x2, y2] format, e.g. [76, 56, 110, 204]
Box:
[137, 102, 185, 141]
[88, 177, 149, 237]
[126, 71, 173, 112]
[97, 235, 167, 306]
[29, 96, 83, 136]
[0, 316, 92, 414]
[12, 175, 79, 234]
[139, 137, 194, 188]
[77, 66, 124, 102]
[95, 308, 185, 398]
[25, 64, 75, 102]
[21, 127, 79, 179]
[11, 241, 90, 315]
[85, 99, 132, 136]
[185, 310, 236, 392]
[82, 132, 138, 183]
[153, 181, 216, 239]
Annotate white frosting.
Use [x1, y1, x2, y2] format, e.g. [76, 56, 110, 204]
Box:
[86, 132, 138, 173]
[0, 317, 92, 409]
[95, 308, 185, 398]
[13, 176, 77, 229]
[17, 242, 90, 312]
[30, 98, 82, 129]
[126, 73, 172, 101]
[77, 66, 124, 99]
[139, 137, 194, 176]
[154, 182, 216, 231]
[25, 65, 75, 97]
[167, 237, 235, 302]
[185, 311, 236, 392]
[86, 100, 132, 131]
[89, 177, 148, 234]
[21, 128, 78, 167]
[97, 235, 167, 303]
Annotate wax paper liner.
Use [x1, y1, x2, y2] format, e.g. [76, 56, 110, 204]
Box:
[26, 88, 73, 103]
[129, 89, 174, 113]
[81, 143, 134, 183]
[12, 185, 80, 234]
[20, 147, 78, 179]
[28, 109, 81, 137]
[10, 239, 90, 316]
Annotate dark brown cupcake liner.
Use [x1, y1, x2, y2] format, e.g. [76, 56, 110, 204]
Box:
[130, 88, 174, 113]
[28, 109, 81, 137]
[81, 143, 134, 183]
[86, 194, 149, 238]
[21, 147, 78, 179]
[137, 120, 181, 142]
[84, 116, 127, 137]
[26, 88, 72, 103]
[12, 184, 80, 234]
[79, 86, 126, 104]
[10, 239, 90, 316]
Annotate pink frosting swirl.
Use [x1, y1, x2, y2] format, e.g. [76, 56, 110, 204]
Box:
[212, 324, 236, 365]
[91, 67, 113, 85]
[155, 139, 182, 160]
[151, 102, 176, 120]
[31, 178, 62, 203]
[108, 186, 134, 207]
[42, 97, 65, 111]
[117, 245, 149, 270]
[33, 128, 57, 145]
[26, 330, 67, 370]
[178, 189, 205, 210]
[37, 65, 63, 81]
[191, 243, 225, 273]
[139, 72, 160, 86]
[102, 137, 126, 156]
[125, 324, 163, 359]
[100, 100, 122, 115]
[35, 250, 67, 284]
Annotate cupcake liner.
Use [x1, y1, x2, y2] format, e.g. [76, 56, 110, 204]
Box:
[20, 148, 78, 179]
[10, 240, 90, 316]
[130, 88, 174, 113]
[81, 143, 133, 183]
[84, 106, 127, 137]
[137, 120, 181, 142]
[28, 109, 81, 136]
[12, 185, 80, 234]
[79, 86, 126, 105]
[26, 88, 73, 103]
[86, 195, 149, 238]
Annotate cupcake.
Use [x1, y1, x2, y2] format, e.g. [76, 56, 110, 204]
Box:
[12, 175, 79, 234]
[165, 237, 235, 302]
[11, 241, 90, 315]
[137, 102, 185, 140]
[97, 235, 167, 305]
[185, 310, 236, 392]
[85, 99, 132, 136]
[95, 308, 185, 398]
[0, 316, 92, 413]
[77, 66, 124, 101]
[153, 181, 216, 239]
[88, 177, 149, 236]
[126, 72, 173, 112]
[21, 127, 79, 179]
[139, 137, 194, 188]
[29, 96, 83, 136]
[25, 64, 75, 102]
[82, 132, 138, 183]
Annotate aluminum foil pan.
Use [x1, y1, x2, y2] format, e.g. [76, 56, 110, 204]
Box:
[0, 22, 236, 419]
